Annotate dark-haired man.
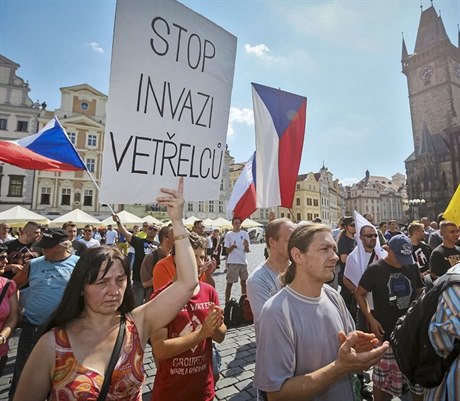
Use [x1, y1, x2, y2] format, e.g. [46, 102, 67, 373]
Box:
[355, 235, 423, 401]
[113, 215, 159, 306]
[408, 222, 431, 275]
[344, 224, 379, 331]
[429, 221, 460, 278]
[4, 221, 41, 279]
[384, 220, 401, 241]
[337, 216, 356, 315]
[62, 221, 86, 256]
[224, 217, 250, 304]
[428, 213, 445, 250]
[140, 225, 173, 301]
[192, 220, 205, 236]
[79, 225, 100, 249]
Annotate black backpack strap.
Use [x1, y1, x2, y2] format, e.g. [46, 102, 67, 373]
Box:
[96, 315, 126, 401]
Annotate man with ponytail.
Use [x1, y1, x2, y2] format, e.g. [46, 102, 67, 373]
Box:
[253, 223, 389, 401]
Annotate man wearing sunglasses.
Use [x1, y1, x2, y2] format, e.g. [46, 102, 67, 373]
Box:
[344, 225, 380, 331]
[113, 215, 159, 306]
[337, 217, 356, 317]
[78, 225, 100, 249]
[344, 223, 380, 398]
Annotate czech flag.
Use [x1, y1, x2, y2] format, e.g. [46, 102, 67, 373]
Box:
[0, 117, 86, 171]
[227, 152, 257, 221]
[252, 83, 306, 208]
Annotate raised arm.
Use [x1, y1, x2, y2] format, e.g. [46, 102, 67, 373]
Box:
[113, 215, 133, 243]
[133, 178, 198, 345]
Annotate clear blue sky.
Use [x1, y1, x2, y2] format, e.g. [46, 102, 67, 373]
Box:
[1, 0, 459, 186]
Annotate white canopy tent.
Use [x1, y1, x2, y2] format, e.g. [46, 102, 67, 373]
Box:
[143, 215, 163, 226]
[101, 210, 144, 227]
[184, 216, 200, 229]
[211, 217, 233, 229]
[241, 218, 263, 228]
[49, 209, 101, 228]
[0, 206, 49, 227]
[202, 218, 215, 230]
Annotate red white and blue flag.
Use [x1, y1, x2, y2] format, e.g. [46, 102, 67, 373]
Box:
[252, 83, 306, 208]
[227, 152, 257, 221]
[0, 117, 86, 171]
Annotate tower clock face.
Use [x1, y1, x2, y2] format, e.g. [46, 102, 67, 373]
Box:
[419, 65, 434, 81]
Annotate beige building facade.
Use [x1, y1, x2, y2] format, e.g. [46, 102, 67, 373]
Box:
[33, 84, 111, 218]
[0, 55, 41, 211]
[345, 171, 405, 223]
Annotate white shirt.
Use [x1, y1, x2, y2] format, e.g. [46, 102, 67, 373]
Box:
[105, 229, 118, 245]
[224, 230, 250, 265]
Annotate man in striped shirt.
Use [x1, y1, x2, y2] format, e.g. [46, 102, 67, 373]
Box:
[424, 263, 460, 401]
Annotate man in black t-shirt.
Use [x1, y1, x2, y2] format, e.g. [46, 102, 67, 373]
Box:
[337, 216, 356, 314]
[112, 214, 159, 306]
[408, 222, 431, 274]
[429, 220, 460, 278]
[4, 221, 41, 279]
[355, 234, 423, 401]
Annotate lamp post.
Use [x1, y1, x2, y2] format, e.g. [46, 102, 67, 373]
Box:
[404, 199, 426, 221]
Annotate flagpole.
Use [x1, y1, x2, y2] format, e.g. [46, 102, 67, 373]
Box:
[55, 117, 116, 216]
[289, 208, 298, 223]
[83, 170, 115, 215]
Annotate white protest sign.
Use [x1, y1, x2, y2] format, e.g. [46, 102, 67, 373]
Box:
[100, 0, 237, 204]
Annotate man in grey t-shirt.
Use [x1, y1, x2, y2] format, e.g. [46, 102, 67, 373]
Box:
[247, 218, 295, 341]
[254, 223, 389, 401]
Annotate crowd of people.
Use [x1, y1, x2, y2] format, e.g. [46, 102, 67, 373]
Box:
[0, 192, 458, 401]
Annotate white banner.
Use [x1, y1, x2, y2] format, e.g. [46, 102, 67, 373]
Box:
[101, 0, 237, 204]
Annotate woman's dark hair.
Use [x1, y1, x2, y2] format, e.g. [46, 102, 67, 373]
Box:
[280, 223, 331, 287]
[42, 246, 134, 334]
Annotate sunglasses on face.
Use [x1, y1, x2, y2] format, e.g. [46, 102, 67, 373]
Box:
[349, 223, 355, 227]
[84, 229, 93, 233]
[0, 255, 7, 260]
[147, 227, 158, 231]
[362, 234, 378, 238]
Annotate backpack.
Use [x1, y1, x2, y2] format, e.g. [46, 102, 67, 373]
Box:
[390, 272, 460, 388]
[224, 298, 241, 328]
[239, 294, 253, 324]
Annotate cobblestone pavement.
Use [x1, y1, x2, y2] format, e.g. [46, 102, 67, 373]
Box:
[0, 243, 407, 401]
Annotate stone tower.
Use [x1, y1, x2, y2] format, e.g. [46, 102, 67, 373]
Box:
[402, 5, 460, 219]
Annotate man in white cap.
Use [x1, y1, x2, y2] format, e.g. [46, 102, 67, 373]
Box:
[355, 234, 424, 401]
